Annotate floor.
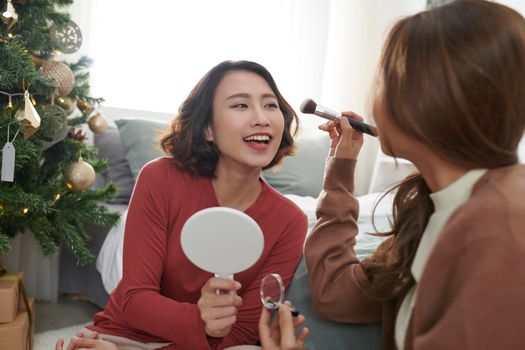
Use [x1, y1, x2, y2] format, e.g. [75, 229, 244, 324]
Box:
[35, 294, 102, 334]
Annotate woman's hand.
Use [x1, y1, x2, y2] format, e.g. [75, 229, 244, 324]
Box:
[55, 332, 117, 350]
[318, 112, 365, 159]
[259, 302, 309, 350]
[197, 276, 243, 338]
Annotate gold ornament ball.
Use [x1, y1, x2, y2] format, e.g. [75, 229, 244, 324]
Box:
[39, 61, 75, 97]
[56, 96, 77, 115]
[64, 159, 96, 192]
[88, 112, 108, 133]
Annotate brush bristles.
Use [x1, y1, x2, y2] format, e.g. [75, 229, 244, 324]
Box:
[300, 98, 317, 114]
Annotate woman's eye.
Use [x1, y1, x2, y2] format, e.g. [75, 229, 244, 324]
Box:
[232, 103, 248, 109]
[265, 103, 279, 109]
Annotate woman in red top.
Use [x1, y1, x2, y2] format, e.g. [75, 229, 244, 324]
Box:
[58, 60, 307, 350]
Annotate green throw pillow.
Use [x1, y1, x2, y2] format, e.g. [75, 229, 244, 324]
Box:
[263, 134, 330, 198]
[114, 119, 167, 179]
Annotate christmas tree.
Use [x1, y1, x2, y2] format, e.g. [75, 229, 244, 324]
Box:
[0, 0, 119, 265]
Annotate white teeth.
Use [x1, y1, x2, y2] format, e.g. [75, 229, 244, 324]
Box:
[244, 135, 270, 142]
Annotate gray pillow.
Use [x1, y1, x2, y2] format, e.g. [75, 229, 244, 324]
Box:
[94, 125, 135, 204]
[263, 135, 330, 198]
[285, 258, 382, 350]
[114, 119, 167, 179]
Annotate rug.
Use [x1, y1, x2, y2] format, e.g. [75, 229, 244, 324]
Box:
[34, 323, 89, 350]
[34, 325, 261, 350]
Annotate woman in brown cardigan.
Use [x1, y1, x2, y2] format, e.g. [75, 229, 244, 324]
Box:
[259, 1, 525, 349]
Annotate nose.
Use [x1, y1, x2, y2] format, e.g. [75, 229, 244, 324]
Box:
[251, 105, 271, 127]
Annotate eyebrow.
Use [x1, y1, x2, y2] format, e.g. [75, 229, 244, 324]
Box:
[225, 93, 277, 100]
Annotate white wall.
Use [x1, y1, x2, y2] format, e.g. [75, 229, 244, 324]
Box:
[319, 0, 425, 194]
[518, 137, 525, 164]
[497, 0, 525, 15]
[497, 1, 525, 162]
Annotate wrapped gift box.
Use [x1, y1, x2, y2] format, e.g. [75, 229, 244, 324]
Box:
[0, 297, 34, 350]
[19, 297, 35, 350]
[0, 272, 22, 323]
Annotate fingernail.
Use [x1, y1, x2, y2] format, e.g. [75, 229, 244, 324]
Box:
[234, 281, 242, 289]
[290, 306, 300, 317]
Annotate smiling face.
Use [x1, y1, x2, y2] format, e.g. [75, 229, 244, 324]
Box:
[206, 70, 285, 171]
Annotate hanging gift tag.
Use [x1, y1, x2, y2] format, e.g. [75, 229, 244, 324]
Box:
[2, 142, 16, 182]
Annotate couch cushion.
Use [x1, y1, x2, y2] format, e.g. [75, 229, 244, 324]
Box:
[263, 134, 330, 198]
[285, 258, 382, 350]
[114, 118, 167, 180]
[94, 125, 136, 204]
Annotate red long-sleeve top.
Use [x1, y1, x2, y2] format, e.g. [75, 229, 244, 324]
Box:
[88, 157, 307, 349]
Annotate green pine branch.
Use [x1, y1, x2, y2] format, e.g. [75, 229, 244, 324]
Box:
[0, 0, 120, 264]
[0, 232, 10, 254]
[6, 0, 73, 58]
[0, 40, 55, 94]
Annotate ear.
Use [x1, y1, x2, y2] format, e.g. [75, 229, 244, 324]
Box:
[204, 124, 214, 142]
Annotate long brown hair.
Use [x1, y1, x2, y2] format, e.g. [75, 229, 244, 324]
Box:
[363, 0, 525, 299]
[160, 60, 299, 177]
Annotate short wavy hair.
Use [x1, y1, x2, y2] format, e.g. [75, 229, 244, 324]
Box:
[160, 60, 299, 177]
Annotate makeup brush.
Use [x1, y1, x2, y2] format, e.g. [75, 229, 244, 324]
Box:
[300, 98, 378, 137]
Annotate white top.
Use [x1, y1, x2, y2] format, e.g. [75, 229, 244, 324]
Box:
[395, 169, 488, 349]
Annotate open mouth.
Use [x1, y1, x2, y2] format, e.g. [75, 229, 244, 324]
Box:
[243, 134, 272, 145]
